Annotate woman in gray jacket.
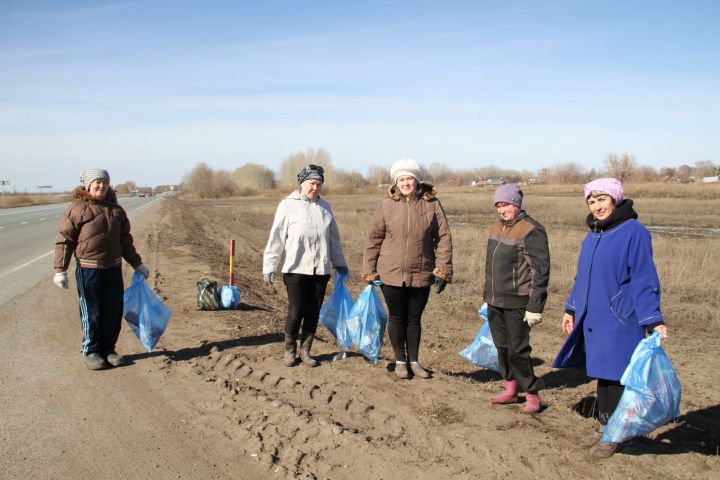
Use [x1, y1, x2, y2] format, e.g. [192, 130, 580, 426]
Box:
[263, 164, 348, 367]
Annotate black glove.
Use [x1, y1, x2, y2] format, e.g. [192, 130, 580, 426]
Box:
[434, 277, 447, 294]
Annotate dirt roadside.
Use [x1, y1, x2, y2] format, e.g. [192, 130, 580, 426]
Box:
[2, 196, 718, 480]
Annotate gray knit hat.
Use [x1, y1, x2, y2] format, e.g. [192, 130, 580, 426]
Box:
[80, 169, 110, 190]
[493, 183, 523, 208]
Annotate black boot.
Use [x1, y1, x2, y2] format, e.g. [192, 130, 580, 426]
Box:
[283, 334, 297, 367]
[299, 332, 319, 367]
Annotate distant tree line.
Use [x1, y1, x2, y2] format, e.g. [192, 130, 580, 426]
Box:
[176, 149, 719, 199]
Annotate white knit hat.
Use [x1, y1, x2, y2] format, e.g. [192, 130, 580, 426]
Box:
[80, 169, 110, 190]
[390, 158, 424, 183]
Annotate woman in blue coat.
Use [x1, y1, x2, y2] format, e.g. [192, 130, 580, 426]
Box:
[552, 178, 668, 458]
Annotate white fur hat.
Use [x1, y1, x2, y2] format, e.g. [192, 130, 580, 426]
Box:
[390, 158, 424, 183]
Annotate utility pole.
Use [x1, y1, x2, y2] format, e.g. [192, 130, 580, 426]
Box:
[0, 180, 10, 208]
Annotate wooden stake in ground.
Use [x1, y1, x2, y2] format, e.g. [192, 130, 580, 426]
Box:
[229, 239, 235, 287]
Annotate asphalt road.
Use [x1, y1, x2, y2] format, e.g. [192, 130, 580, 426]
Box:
[0, 196, 157, 307]
[0, 197, 262, 480]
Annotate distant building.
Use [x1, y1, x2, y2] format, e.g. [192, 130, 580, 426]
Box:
[703, 176, 719, 183]
[471, 178, 504, 186]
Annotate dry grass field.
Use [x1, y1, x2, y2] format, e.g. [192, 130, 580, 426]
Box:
[0, 193, 72, 208]
[325, 184, 720, 328]
[6, 181, 718, 478]
[95, 182, 720, 479]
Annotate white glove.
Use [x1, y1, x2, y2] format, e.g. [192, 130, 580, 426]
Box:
[263, 272, 275, 285]
[524, 311, 543, 327]
[54, 272, 68, 289]
[135, 264, 149, 279]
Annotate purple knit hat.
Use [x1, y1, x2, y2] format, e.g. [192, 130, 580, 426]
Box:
[583, 178, 624, 205]
[493, 183, 523, 208]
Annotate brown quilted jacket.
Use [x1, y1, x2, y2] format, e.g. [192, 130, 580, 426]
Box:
[54, 187, 142, 272]
[362, 183, 453, 288]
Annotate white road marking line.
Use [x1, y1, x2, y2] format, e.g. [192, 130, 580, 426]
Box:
[0, 250, 53, 279]
[0, 205, 66, 216]
[0, 198, 155, 278]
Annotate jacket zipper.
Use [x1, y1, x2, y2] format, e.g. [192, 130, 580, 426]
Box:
[490, 224, 507, 304]
[402, 198, 410, 285]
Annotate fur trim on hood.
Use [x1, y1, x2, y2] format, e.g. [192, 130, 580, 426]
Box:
[72, 185, 118, 204]
[387, 182, 437, 202]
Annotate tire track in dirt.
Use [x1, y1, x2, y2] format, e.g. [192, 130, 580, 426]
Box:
[141, 197, 718, 480]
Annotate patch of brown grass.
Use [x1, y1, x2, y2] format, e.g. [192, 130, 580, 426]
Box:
[415, 401, 465, 426]
[2, 194, 72, 208]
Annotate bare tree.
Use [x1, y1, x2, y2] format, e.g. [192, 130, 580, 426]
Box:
[333, 169, 369, 189]
[183, 162, 237, 198]
[279, 148, 333, 189]
[659, 167, 676, 181]
[472, 165, 506, 181]
[603, 153, 638, 182]
[232, 163, 276, 193]
[367, 165, 390, 186]
[547, 162, 587, 184]
[427, 162, 451, 184]
[676, 164, 692, 182]
[694, 160, 717, 178]
[636, 165, 659, 182]
[114, 180, 137, 194]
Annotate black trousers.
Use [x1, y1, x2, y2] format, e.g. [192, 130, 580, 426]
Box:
[75, 266, 124, 355]
[487, 304, 543, 393]
[283, 273, 330, 339]
[380, 284, 431, 362]
[597, 378, 624, 425]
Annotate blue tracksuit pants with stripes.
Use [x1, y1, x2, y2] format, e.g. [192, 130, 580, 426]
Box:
[75, 266, 124, 355]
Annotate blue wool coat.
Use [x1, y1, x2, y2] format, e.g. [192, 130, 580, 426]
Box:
[552, 218, 663, 380]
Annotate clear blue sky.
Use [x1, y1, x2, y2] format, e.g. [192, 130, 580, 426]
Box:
[1, 0, 718, 191]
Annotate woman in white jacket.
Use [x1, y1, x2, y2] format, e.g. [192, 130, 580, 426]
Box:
[263, 164, 348, 367]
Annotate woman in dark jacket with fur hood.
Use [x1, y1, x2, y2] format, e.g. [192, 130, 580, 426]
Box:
[53, 169, 149, 370]
[362, 159, 453, 379]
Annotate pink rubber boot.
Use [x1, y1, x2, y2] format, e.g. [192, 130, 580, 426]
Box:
[490, 380, 519, 404]
[524, 392, 541, 414]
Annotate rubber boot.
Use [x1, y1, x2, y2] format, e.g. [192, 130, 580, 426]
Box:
[283, 335, 297, 367]
[409, 361, 431, 379]
[299, 332, 319, 367]
[524, 392, 541, 414]
[579, 430, 603, 448]
[395, 361, 409, 379]
[589, 441, 618, 459]
[490, 380, 519, 404]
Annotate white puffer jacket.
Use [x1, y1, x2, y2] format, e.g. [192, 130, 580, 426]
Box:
[263, 190, 346, 276]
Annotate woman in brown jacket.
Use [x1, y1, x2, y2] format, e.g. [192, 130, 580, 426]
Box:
[53, 169, 149, 370]
[362, 159, 452, 379]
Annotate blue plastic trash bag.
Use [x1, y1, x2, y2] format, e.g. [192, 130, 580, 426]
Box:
[123, 271, 172, 352]
[602, 332, 682, 444]
[319, 271, 355, 350]
[459, 304, 500, 372]
[346, 282, 387, 364]
[220, 285, 241, 309]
